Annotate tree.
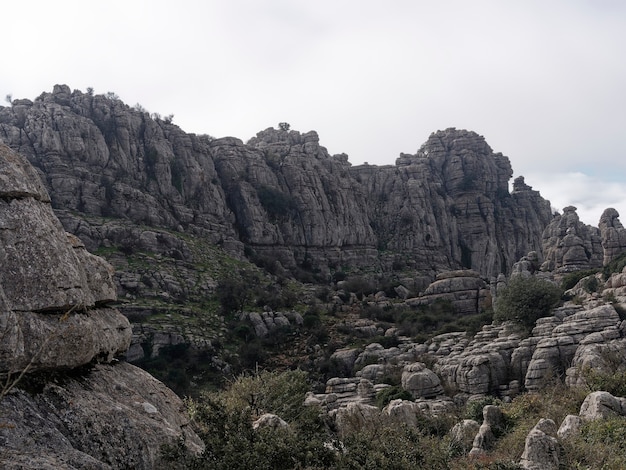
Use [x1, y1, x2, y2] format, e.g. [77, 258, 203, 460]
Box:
[5, 94, 12, 105]
[278, 122, 290, 131]
[494, 275, 562, 330]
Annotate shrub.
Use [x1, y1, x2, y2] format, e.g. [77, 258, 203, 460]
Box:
[561, 269, 600, 290]
[493, 276, 562, 331]
[375, 385, 413, 408]
[562, 417, 626, 469]
[603, 251, 626, 280]
[162, 371, 336, 469]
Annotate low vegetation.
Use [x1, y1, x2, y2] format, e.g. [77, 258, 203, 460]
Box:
[162, 367, 626, 469]
[493, 275, 563, 331]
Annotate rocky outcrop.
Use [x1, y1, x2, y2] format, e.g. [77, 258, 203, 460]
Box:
[0, 143, 130, 374]
[0, 363, 202, 469]
[1, 87, 555, 281]
[0, 143, 201, 468]
[599, 208, 626, 265]
[401, 362, 444, 398]
[407, 269, 491, 315]
[469, 405, 503, 457]
[354, 131, 553, 278]
[519, 418, 560, 470]
[540, 206, 603, 273]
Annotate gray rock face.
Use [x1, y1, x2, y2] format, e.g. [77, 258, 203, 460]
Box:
[0, 88, 555, 280]
[450, 419, 481, 454]
[0, 363, 203, 470]
[0, 143, 201, 468]
[408, 269, 491, 315]
[252, 413, 289, 431]
[469, 405, 503, 457]
[519, 418, 559, 470]
[354, 130, 553, 278]
[599, 208, 626, 265]
[401, 362, 444, 398]
[540, 206, 603, 273]
[0, 143, 130, 373]
[579, 390, 626, 420]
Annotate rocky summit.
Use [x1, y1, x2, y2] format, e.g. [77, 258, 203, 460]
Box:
[0, 85, 552, 282]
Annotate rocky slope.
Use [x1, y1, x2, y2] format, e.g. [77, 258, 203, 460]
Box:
[0, 143, 201, 469]
[0, 85, 553, 283]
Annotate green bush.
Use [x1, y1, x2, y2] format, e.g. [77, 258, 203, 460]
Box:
[562, 417, 626, 469]
[561, 269, 600, 291]
[603, 251, 626, 280]
[494, 276, 562, 331]
[375, 385, 413, 408]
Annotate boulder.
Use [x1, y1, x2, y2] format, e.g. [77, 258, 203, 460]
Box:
[0, 362, 203, 470]
[409, 270, 491, 315]
[579, 391, 626, 421]
[401, 362, 443, 398]
[450, 419, 481, 454]
[519, 418, 559, 470]
[469, 405, 503, 457]
[557, 414, 582, 440]
[252, 413, 290, 431]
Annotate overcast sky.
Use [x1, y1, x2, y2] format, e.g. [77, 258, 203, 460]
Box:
[3, 0, 625, 226]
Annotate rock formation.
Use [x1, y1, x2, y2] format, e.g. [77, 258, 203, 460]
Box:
[407, 269, 491, 315]
[0, 86, 554, 283]
[519, 418, 560, 470]
[599, 208, 626, 265]
[540, 206, 603, 273]
[0, 143, 201, 468]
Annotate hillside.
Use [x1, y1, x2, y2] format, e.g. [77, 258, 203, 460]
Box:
[4, 85, 626, 468]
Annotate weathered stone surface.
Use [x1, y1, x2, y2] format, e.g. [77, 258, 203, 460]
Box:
[356, 130, 553, 278]
[0, 143, 50, 200]
[0, 142, 201, 468]
[450, 419, 481, 454]
[557, 414, 582, 440]
[599, 208, 626, 265]
[579, 391, 626, 421]
[541, 206, 603, 273]
[252, 413, 289, 431]
[1, 91, 555, 282]
[0, 363, 203, 470]
[330, 402, 382, 437]
[519, 418, 559, 470]
[469, 405, 503, 457]
[401, 362, 444, 398]
[382, 399, 423, 426]
[436, 324, 520, 396]
[0, 143, 131, 373]
[408, 270, 491, 315]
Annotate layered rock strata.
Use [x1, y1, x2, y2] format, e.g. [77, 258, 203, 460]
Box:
[0, 143, 201, 469]
[0, 86, 555, 280]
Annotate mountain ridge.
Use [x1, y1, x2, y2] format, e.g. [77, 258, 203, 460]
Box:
[1, 84, 556, 282]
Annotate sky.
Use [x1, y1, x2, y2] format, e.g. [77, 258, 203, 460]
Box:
[2, 0, 626, 226]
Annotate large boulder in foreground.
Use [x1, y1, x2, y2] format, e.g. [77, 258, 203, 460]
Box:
[0, 143, 202, 468]
[0, 362, 203, 469]
[0, 144, 130, 374]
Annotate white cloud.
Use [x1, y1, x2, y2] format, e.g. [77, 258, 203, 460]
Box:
[525, 171, 626, 226]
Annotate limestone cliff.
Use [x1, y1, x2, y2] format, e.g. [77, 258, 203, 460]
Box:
[0, 143, 201, 468]
[354, 130, 553, 277]
[0, 85, 553, 281]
